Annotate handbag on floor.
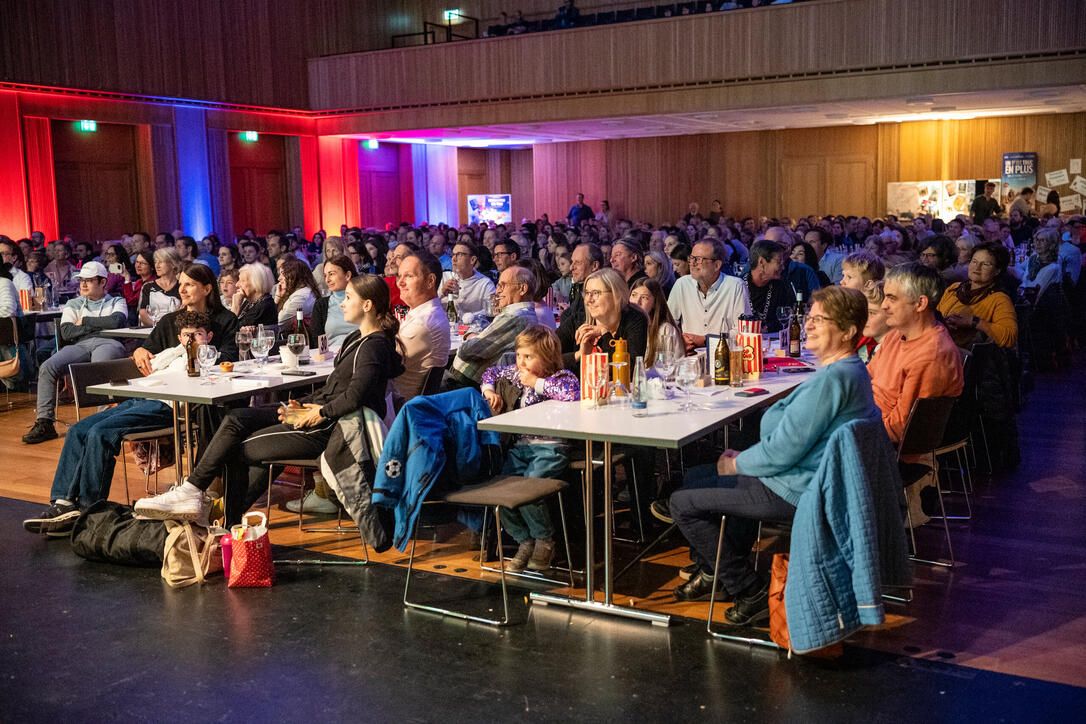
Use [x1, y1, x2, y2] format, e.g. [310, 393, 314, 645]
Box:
[227, 512, 274, 588]
[70, 501, 168, 567]
[768, 554, 844, 659]
[162, 520, 227, 588]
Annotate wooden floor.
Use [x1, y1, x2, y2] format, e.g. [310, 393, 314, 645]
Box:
[2, 355, 1085, 688]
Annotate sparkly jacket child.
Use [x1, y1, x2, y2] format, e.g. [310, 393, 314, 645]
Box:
[480, 324, 579, 572]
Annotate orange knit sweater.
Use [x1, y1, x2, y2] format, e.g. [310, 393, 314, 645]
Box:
[936, 283, 1018, 349]
[867, 322, 964, 443]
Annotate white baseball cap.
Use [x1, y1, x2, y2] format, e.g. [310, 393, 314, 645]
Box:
[76, 261, 109, 279]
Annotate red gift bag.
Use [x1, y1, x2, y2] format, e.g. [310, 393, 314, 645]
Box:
[227, 512, 274, 588]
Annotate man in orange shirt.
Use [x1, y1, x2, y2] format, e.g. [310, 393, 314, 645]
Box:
[868, 263, 963, 524]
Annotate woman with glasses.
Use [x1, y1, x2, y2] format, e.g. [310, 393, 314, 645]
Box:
[668, 286, 880, 625]
[937, 242, 1018, 349]
[566, 268, 647, 370]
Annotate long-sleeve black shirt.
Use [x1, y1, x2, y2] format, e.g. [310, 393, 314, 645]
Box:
[562, 305, 648, 372]
[142, 306, 241, 362]
[304, 330, 404, 420]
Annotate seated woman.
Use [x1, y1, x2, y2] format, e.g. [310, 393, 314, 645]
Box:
[668, 286, 879, 626]
[628, 277, 683, 368]
[309, 256, 358, 350]
[644, 250, 676, 296]
[937, 242, 1018, 349]
[217, 243, 240, 276]
[123, 250, 156, 324]
[101, 243, 134, 298]
[275, 257, 319, 328]
[346, 240, 377, 276]
[137, 248, 182, 326]
[566, 268, 647, 370]
[135, 274, 405, 526]
[230, 263, 279, 330]
[480, 325, 579, 572]
[1016, 227, 1062, 302]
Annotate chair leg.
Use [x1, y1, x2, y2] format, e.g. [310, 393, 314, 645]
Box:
[266, 466, 274, 521]
[753, 521, 763, 572]
[707, 515, 777, 648]
[120, 444, 132, 505]
[557, 493, 575, 590]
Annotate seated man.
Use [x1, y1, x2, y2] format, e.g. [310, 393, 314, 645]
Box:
[743, 240, 791, 333]
[22, 311, 215, 536]
[23, 261, 128, 444]
[439, 241, 495, 316]
[393, 252, 451, 404]
[666, 238, 750, 351]
[867, 262, 963, 445]
[445, 265, 538, 389]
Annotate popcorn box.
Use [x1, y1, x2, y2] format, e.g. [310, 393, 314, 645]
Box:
[581, 350, 610, 407]
[737, 319, 763, 380]
[18, 289, 31, 311]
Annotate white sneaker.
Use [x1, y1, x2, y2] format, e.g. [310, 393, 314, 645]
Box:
[285, 490, 338, 514]
[135, 482, 210, 525]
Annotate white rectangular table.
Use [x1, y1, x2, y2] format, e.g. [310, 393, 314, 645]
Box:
[101, 326, 153, 339]
[477, 372, 805, 626]
[88, 356, 334, 483]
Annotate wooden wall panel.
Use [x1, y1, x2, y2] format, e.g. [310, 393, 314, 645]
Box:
[509, 149, 534, 222]
[228, 132, 288, 235]
[528, 112, 1085, 224]
[309, 0, 1086, 111]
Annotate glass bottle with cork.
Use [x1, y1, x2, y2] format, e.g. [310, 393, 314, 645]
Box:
[714, 319, 731, 386]
[788, 292, 803, 358]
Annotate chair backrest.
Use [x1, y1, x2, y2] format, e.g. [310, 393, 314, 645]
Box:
[421, 364, 445, 396]
[0, 317, 17, 346]
[362, 406, 389, 456]
[68, 358, 142, 412]
[898, 396, 957, 458]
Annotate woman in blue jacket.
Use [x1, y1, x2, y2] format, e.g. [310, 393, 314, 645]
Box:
[669, 286, 880, 625]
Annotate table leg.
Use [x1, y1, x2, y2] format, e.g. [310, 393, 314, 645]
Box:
[529, 437, 671, 627]
[172, 401, 184, 485]
[183, 401, 195, 479]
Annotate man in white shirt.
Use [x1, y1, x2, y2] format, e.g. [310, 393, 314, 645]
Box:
[667, 239, 750, 352]
[24, 262, 129, 444]
[440, 241, 495, 316]
[392, 253, 451, 405]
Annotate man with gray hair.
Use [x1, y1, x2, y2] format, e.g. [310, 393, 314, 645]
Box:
[867, 262, 963, 445]
[446, 265, 538, 388]
[667, 238, 750, 351]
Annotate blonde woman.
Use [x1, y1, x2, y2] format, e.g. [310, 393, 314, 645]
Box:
[137, 248, 183, 326]
[568, 267, 647, 369]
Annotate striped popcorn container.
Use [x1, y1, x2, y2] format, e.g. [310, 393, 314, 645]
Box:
[18, 289, 32, 311]
[581, 350, 610, 407]
[737, 318, 763, 380]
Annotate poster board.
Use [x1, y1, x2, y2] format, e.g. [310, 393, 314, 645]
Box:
[1001, 152, 1038, 213]
[887, 179, 999, 221]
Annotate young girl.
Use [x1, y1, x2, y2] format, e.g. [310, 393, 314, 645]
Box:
[480, 325, 579, 572]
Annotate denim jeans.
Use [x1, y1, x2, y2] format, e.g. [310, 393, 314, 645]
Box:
[37, 336, 126, 420]
[50, 398, 173, 506]
[497, 442, 568, 543]
[669, 464, 795, 596]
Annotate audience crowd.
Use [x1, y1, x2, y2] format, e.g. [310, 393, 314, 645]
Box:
[6, 186, 1084, 629]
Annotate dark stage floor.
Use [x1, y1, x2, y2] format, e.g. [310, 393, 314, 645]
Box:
[2, 499, 1084, 722]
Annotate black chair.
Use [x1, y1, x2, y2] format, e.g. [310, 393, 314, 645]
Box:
[897, 397, 958, 567]
[67, 358, 174, 502]
[0, 317, 22, 409]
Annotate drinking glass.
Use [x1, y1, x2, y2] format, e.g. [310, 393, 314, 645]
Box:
[251, 334, 272, 371]
[197, 344, 219, 384]
[775, 306, 793, 352]
[607, 360, 630, 406]
[286, 333, 307, 368]
[236, 329, 252, 362]
[676, 357, 700, 411]
[654, 352, 676, 392]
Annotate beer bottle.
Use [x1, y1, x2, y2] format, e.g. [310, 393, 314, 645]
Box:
[714, 321, 731, 385]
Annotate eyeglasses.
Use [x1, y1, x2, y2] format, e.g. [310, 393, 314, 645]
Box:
[688, 255, 718, 266]
[805, 314, 833, 326]
[919, 252, 938, 260]
[583, 289, 608, 301]
[493, 251, 514, 257]
[451, 252, 472, 259]
[969, 259, 995, 269]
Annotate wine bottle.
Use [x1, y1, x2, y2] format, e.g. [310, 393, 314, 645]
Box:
[788, 292, 803, 358]
[714, 321, 730, 386]
[294, 310, 311, 363]
[186, 338, 200, 377]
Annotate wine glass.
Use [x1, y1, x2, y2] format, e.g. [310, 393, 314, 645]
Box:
[654, 351, 676, 392]
[251, 334, 272, 371]
[197, 344, 219, 385]
[236, 329, 252, 362]
[608, 360, 630, 406]
[776, 306, 793, 352]
[286, 333, 307, 369]
[676, 357, 700, 411]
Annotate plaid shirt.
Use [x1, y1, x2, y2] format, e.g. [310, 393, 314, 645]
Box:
[451, 302, 537, 384]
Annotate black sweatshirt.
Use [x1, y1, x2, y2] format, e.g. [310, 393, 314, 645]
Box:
[304, 330, 404, 420]
[142, 306, 241, 362]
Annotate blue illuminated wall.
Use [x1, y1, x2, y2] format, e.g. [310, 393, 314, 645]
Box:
[173, 106, 214, 240]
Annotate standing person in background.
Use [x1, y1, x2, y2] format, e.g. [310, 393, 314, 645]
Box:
[1010, 187, 1035, 219]
[567, 193, 594, 228]
[970, 181, 1002, 224]
[440, 241, 495, 316]
[309, 257, 358, 351]
[275, 257, 319, 328]
[23, 262, 128, 444]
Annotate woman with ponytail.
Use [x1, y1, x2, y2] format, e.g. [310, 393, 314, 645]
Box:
[135, 273, 405, 526]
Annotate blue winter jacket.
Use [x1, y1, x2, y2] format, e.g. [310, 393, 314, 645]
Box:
[373, 388, 499, 551]
[784, 418, 911, 653]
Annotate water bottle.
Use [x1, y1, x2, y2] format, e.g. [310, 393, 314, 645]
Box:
[631, 356, 648, 414]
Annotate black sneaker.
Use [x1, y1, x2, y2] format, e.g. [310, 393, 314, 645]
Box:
[724, 580, 771, 626]
[674, 571, 727, 602]
[23, 502, 80, 536]
[650, 499, 673, 525]
[22, 419, 58, 445]
[678, 562, 699, 581]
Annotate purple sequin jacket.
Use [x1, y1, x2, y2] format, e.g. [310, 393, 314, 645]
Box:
[480, 364, 581, 406]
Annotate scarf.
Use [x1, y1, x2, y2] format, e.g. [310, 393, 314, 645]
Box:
[954, 280, 995, 306]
